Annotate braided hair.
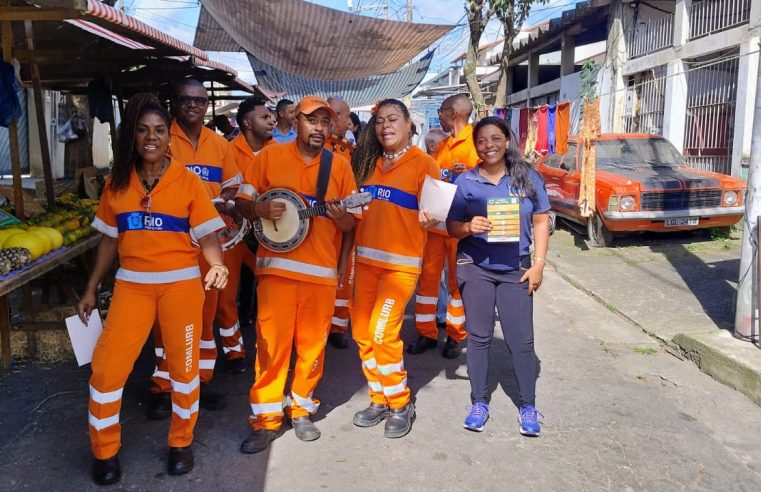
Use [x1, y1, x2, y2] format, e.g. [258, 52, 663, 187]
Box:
[110, 93, 171, 193]
[351, 99, 410, 185]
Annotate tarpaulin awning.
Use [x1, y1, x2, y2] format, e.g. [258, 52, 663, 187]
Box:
[194, 0, 453, 80]
[247, 50, 434, 107]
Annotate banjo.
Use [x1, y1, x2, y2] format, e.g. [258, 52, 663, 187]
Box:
[191, 198, 249, 251]
[253, 188, 371, 252]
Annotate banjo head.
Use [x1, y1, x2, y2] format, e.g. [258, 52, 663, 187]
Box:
[253, 188, 310, 253]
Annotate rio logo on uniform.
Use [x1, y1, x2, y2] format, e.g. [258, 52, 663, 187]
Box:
[127, 212, 164, 231]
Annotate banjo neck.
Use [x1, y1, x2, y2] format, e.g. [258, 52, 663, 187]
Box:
[297, 200, 346, 220]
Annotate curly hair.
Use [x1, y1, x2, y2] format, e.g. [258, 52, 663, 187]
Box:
[351, 99, 410, 185]
[473, 116, 540, 202]
[110, 92, 171, 193]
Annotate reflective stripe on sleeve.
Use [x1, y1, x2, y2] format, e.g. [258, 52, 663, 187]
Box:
[172, 401, 199, 420]
[92, 217, 118, 238]
[415, 295, 437, 305]
[116, 266, 201, 284]
[171, 376, 200, 395]
[89, 386, 123, 404]
[256, 257, 336, 279]
[88, 411, 120, 431]
[237, 183, 259, 200]
[192, 217, 226, 240]
[382, 378, 408, 397]
[377, 361, 404, 376]
[356, 246, 422, 268]
[222, 173, 243, 189]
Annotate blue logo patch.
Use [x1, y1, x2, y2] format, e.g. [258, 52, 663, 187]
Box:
[359, 185, 418, 210]
[116, 212, 190, 233]
[186, 164, 223, 183]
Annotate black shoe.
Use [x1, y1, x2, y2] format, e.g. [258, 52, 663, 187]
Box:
[291, 416, 321, 441]
[240, 429, 280, 454]
[199, 385, 227, 410]
[353, 403, 389, 428]
[145, 392, 171, 420]
[406, 336, 437, 355]
[442, 336, 462, 359]
[328, 332, 349, 349]
[224, 357, 247, 374]
[92, 455, 121, 485]
[167, 446, 194, 476]
[384, 404, 415, 438]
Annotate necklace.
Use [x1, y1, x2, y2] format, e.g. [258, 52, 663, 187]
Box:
[382, 145, 409, 160]
[139, 160, 168, 194]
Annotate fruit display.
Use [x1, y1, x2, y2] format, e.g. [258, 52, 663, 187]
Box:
[0, 193, 100, 277]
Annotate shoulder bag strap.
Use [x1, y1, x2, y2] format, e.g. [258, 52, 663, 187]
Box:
[316, 148, 333, 204]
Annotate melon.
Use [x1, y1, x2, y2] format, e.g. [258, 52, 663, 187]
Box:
[35, 227, 64, 250]
[3, 233, 45, 260]
[29, 230, 52, 255]
[0, 228, 25, 248]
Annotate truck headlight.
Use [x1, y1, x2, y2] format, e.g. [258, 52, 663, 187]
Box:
[723, 191, 738, 206]
[619, 195, 636, 211]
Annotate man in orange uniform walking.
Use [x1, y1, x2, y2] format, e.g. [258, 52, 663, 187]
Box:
[235, 96, 359, 453]
[326, 96, 356, 349]
[147, 79, 243, 417]
[409, 94, 479, 359]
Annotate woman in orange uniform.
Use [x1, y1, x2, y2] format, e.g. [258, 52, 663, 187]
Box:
[350, 99, 439, 438]
[76, 93, 228, 485]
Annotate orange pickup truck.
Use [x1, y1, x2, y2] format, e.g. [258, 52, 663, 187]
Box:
[536, 134, 746, 247]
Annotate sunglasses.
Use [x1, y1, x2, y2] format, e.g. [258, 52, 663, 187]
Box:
[140, 195, 152, 222]
[178, 95, 208, 107]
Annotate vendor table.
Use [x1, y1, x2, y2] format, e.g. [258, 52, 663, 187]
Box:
[0, 234, 101, 368]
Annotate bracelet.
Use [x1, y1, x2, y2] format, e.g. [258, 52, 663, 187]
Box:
[533, 257, 546, 263]
[211, 264, 229, 276]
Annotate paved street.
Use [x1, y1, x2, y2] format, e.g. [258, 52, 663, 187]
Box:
[2, 267, 761, 491]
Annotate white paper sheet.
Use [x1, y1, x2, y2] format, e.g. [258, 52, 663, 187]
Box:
[420, 176, 458, 222]
[65, 309, 103, 367]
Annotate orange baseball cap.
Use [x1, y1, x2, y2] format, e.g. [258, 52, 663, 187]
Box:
[295, 95, 336, 119]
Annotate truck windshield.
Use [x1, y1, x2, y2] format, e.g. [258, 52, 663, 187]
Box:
[595, 138, 686, 168]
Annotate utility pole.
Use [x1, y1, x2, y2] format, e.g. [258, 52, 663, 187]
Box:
[735, 44, 761, 344]
[406, 0, 413, 22]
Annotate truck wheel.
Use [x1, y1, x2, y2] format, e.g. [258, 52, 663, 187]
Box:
[587, 213, 614, 248]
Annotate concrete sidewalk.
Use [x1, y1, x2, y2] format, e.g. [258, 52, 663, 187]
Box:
[548, 226, 761, 406]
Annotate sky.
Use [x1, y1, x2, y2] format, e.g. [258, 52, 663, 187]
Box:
[122, 0, 581, 84]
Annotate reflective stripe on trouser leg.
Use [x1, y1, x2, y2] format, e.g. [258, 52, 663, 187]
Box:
[89, 279, 158, 459]
[444, 236, 467, 342]
[150, 322, 172, 393]
[216, 241, 247, 361]
[287, 281, 335, 419]
[199, 257, 219, 383]
[353, 263, 417, 409]
[158, 278, 204, 448]
[331, 250, 354, 334]
[249, 276, 298, 431]
[351, 264, 386, 405]
[415, 233, 446, 340]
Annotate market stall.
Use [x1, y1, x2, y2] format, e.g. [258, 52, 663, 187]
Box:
[0, 0, 258, 367]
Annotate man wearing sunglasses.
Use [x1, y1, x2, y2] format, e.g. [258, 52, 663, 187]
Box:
[146, 79, 244, 419]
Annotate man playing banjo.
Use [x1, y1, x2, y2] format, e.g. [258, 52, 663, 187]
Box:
[235, 95, 359, 453]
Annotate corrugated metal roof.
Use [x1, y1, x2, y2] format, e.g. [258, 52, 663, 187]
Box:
[247, 50, 434, 107]
[195, 0, 452, 80]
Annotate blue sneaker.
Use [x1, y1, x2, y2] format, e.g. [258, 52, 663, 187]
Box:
[518, 405, 542, 436]
[463, 402, 489, 432]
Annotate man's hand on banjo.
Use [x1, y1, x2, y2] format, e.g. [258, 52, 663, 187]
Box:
[326, 199, 355, 232]
[254, 200, 287, 221]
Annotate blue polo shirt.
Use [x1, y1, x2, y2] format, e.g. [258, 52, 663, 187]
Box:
[273, 126, 297, 144]
[447, 166, 551, 272]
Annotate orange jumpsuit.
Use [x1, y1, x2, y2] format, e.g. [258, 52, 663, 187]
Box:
[415, 125, 480, 343]
[325, 135, 356, 335]
[352, 147, 439, 409]
[151, 123, 243, 393]
[237, 141, 358, 430]
[89, 161, 224, 459]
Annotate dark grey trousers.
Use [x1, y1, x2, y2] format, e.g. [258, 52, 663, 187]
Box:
[457, 261, 537, 406]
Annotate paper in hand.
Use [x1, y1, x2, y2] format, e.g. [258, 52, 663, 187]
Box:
[420, 176, 458, 222]
[65, 309, 103, 367]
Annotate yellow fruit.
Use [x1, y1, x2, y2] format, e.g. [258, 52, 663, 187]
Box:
[65, 219, 80, 232]
[79, 216, 91, 227]
[29, 230, 52, 255]
[3, 233, 45, 260]
[35, 227, 64, 250]
[65, 232, 78, 245]
[0, 228, 25, 248]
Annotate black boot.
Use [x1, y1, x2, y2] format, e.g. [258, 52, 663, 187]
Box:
[145, 392, 171, 420]
[291, 416, 321, 441]
[167, 446, 194, 475]
[353, 403, 389, 427]
[406, 336, 437, 355]
[92, 454, 121, 485]
[442, 336, 462, 359]
[224, 357, 247, 374]
[384, 404, 415, 438]
[240, 429, 280, 454]
[199, 384, 227, 410]
[328, 332, 349, 349]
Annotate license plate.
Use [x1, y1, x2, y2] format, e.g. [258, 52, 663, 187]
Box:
[664, 217, 699, 227]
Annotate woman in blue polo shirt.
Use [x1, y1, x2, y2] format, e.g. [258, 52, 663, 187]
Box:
[447, 116, 551, 436]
